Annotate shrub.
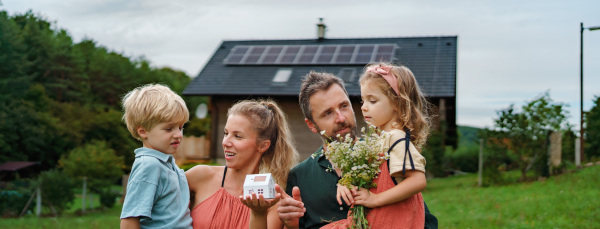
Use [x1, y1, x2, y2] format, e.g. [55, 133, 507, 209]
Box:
[447, 143, 479, 173]
[423, 121, 448, 177]
[39, 169, 76, 215]
[479, 142, 515, 186]
[1, 179, 36, 216]
[59, 140, 124, 189]
[0, 188, 33, 217]
[99, 189, 118, 208]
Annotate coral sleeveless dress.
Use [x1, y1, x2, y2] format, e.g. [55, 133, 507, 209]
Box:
[322, 131, 425, 229]
[191, 167, 250, 229]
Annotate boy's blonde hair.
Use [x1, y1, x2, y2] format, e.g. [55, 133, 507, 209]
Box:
[360, 63, 432, 150]
[122, 84, 189, 141]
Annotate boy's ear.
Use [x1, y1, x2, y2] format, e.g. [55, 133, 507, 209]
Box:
[137, 126, 148, 139]
[258, 140, 271, 154]
[305, 118, 318, 133]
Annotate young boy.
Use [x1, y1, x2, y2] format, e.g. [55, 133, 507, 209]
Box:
[120, 84, 192, 229]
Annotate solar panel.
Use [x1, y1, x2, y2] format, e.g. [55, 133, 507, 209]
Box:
[244, 46, 266, 64]
[297, 46, 318, 64]
[232, 46, 249, 55]
[373, 44, 395, 62]
[224, 44, 397, 65]
[224, 46, 250, 64]
[226, 55, 244, 64]
[261, 46, 283, 64]
[279, 46, 300, 64]
[354, 45, 374, 63]
[316, 46, 337, 64]
[334, 46, 356, 64]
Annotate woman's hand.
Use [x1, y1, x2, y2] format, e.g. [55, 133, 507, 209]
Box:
[239, 191, 282, 214]
[352, 187, 379, 208]
[336, 184, 355, 206]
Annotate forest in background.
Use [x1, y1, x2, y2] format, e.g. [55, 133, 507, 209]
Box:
[0, 10, 209, 173]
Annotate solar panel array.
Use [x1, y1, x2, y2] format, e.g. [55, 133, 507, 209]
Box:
[224, 44, 397, 65]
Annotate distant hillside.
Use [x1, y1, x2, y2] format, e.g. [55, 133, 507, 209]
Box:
[457, 125, 482, 146]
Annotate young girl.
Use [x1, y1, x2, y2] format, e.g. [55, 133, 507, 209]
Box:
[324, 63, 431, 229]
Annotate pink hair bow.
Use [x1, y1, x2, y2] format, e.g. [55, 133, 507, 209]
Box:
[366, 64, 399, 95]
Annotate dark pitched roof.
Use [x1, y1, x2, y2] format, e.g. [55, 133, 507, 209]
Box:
[183, 36, 457, 97]
[0, 161, 39, 171]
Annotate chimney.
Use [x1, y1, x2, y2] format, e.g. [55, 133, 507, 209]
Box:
[317, 18, 326, 40]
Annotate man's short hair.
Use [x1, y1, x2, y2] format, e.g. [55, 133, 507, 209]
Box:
[122, 84, 189, 140]
[298, 71, 347, 122]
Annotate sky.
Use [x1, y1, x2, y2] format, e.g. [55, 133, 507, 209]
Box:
[2, 0, 599, 130]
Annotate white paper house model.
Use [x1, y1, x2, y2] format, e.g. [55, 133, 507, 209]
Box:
[243, 173, 276, 199]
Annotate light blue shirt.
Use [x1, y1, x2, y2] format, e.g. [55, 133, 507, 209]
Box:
[120, 147, 192, 229]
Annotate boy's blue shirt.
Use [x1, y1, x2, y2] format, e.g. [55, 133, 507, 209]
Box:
[120, 147, 192, 229]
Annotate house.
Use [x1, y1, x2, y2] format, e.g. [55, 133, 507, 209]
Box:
[183, 22, 457, 163]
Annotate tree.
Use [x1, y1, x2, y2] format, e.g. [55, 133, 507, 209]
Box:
[585, 96, 600, 160]
[0, 11, 192, 171]
[423, 120, 447, 177]
[59, 141, 125, 190]
[0, 11, 30, 96]
[485, 92, 568, 181]
[83, 109, 139, 170]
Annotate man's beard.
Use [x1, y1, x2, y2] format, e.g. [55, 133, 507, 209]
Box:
[317, 121, 357, 143]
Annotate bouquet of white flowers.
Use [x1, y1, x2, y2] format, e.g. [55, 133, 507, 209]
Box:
[322, 124, 388, 229]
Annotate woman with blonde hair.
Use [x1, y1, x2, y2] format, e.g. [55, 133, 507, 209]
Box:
[186, 99, 298, 229]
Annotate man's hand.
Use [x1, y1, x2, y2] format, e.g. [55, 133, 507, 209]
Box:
[276, 185, 305, 229]
[336, 184, 355, 206]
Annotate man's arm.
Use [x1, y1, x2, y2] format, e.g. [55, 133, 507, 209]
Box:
[277, 185, 304, 229]
[120, 217, 140, 229]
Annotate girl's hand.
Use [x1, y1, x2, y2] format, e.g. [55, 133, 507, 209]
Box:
[336, 184, 355, 205]
[352, 187, 379, 208]
[239, 191, 282, 214]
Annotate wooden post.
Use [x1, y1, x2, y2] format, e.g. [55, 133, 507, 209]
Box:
[19, 191, 36, 217]
[82, 176, 87, 214]
[548, 132, 562, 175]
[36, 185, 41, 217]
[478, 139, 484, 187]
[575, 137, 581, 167]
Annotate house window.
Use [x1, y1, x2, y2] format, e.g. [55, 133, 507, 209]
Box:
[338, 68, 356, 84]
[272, 69, 293, 85]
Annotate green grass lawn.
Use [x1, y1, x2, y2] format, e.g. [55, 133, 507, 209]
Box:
[0, 186, 122, 229]
[1, 166, 598, 228]
[0, 203, 122, 229]
[423, 165, 600, 229]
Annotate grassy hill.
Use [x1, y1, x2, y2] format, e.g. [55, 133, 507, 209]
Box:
[423, 165, 600, 228]
[457, 125, 483, 147]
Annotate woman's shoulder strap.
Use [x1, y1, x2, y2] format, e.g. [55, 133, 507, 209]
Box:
[221, 166, 228, 187]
